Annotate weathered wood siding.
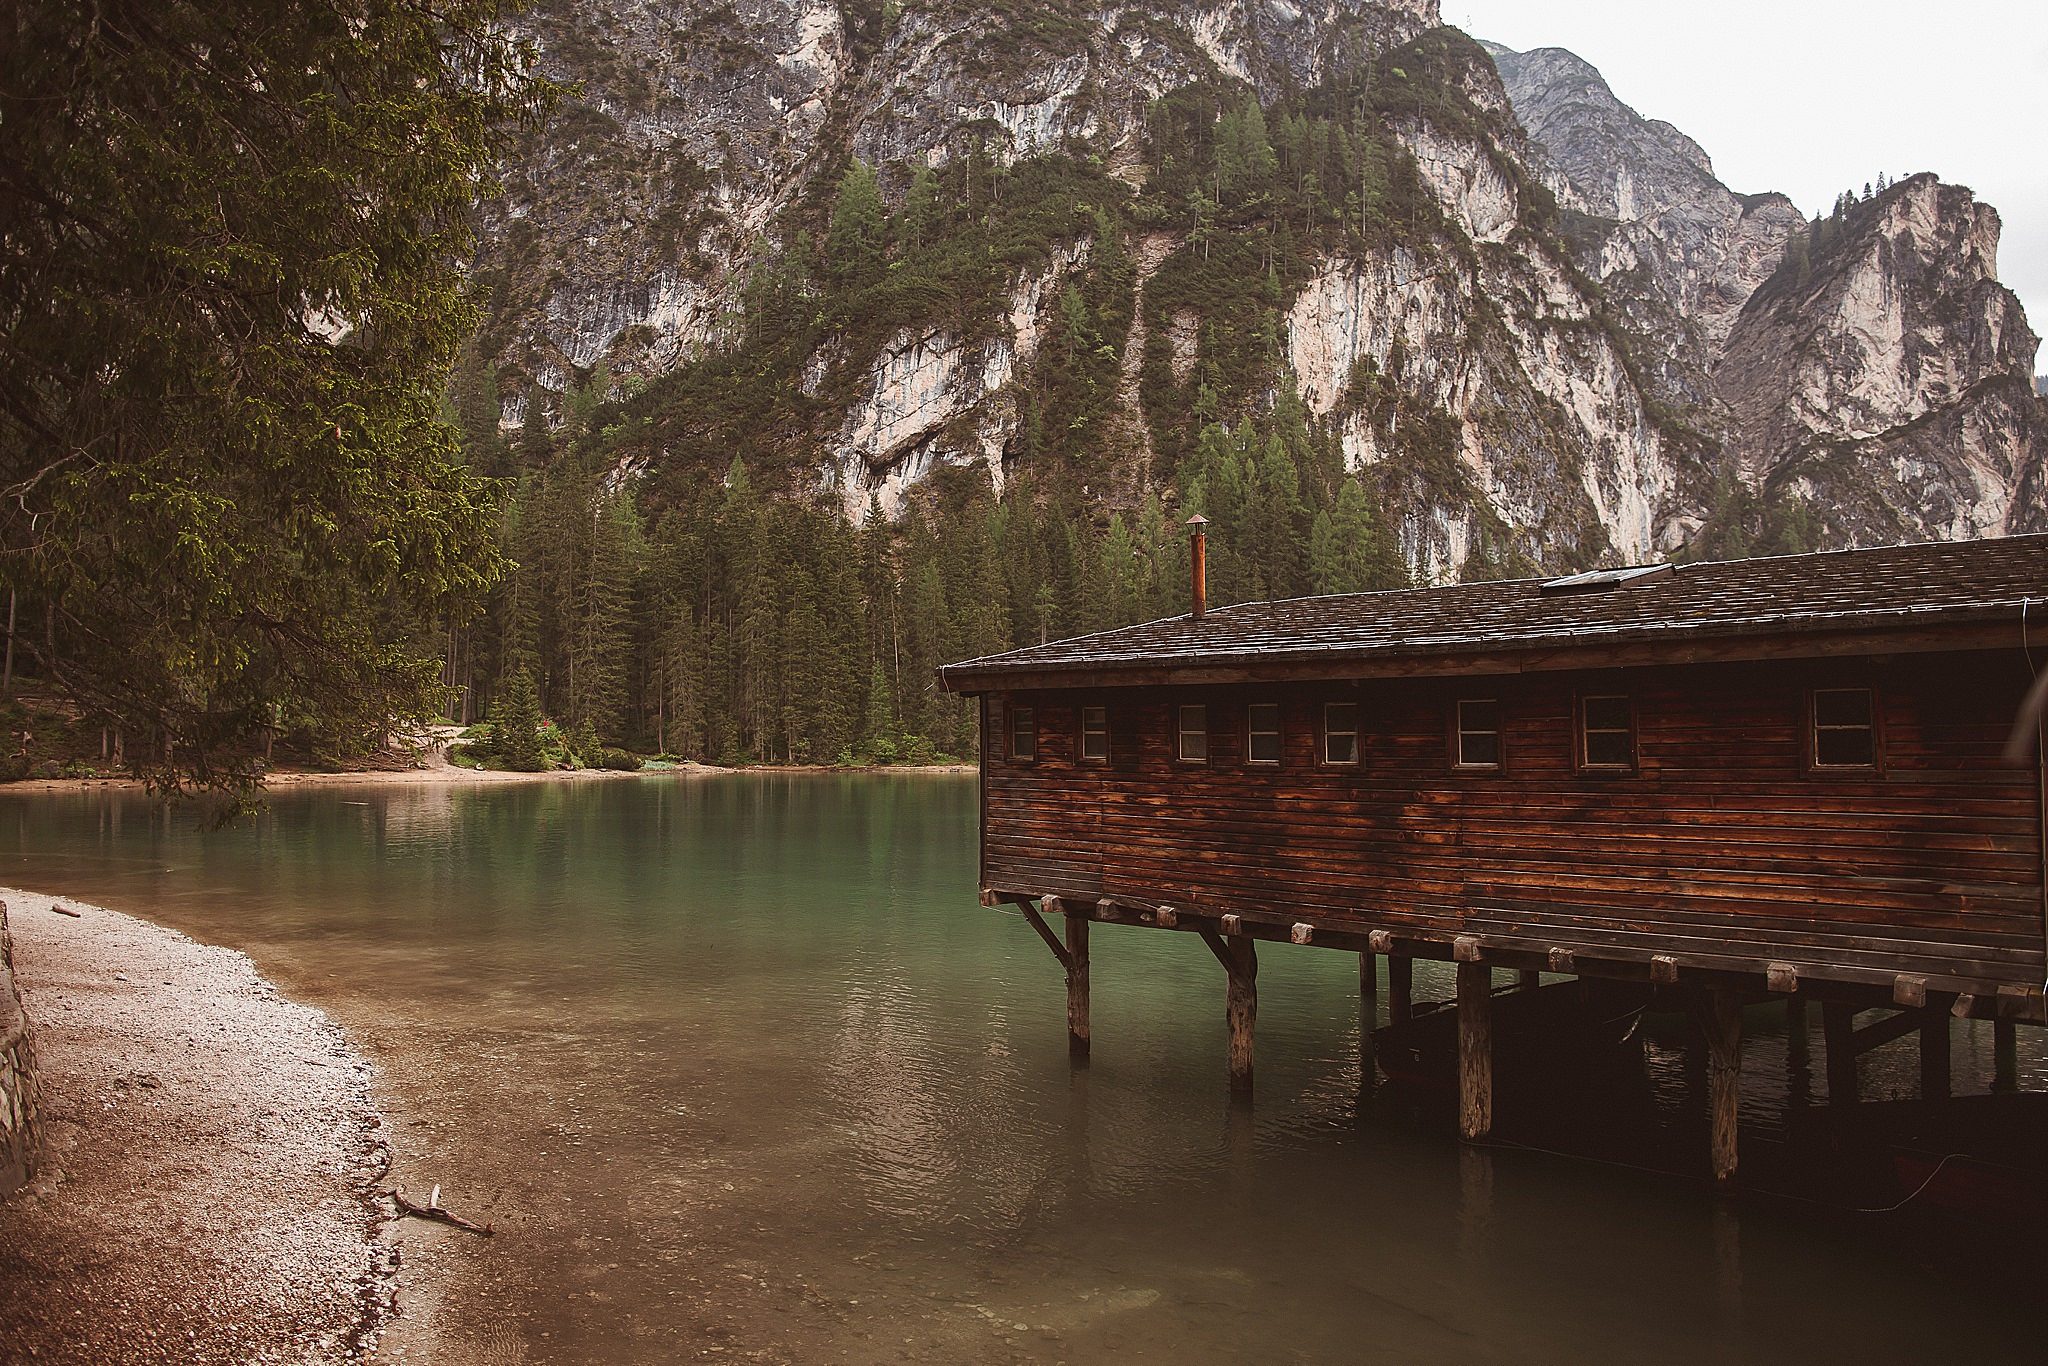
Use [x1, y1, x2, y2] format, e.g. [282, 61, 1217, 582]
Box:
[981, 652, 2045, 991]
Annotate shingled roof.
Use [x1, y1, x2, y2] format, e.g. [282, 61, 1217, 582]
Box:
[938, 535, 2048, 692]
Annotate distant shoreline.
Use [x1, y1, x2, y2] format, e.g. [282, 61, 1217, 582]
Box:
[0, 758, 975, 796]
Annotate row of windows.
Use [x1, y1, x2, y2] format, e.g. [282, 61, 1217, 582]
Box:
[1006, 688, 1880, 772]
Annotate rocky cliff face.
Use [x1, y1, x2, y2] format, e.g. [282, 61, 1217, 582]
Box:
[473, 3, 2045, 580]
[1719, 175, 2047, 541]
[1491, 45, 2045, 546]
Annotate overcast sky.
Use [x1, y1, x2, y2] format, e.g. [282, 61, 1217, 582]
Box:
[1447, 1, 2048, 369]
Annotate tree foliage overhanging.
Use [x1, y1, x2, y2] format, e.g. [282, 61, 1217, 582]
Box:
[0, 1, 550, 793]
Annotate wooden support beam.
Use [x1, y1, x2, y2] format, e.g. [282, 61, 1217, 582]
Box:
[1094, 897, 1116, 922]
[1516, 969, 1541, 990]
[1993, 1020, 2019, 1094]
[1457, 961, 1493, 1140]
[1154, 906, 1178, 929]
[1786, 997, 1809, 1068]
[1822, 1002, 1860, 1106]
[1227, 938, 1258, 1096]
[1651, 955, 1679, 986]
[1065, 911, 1090, 1060]
[1547, 947, 1575, 973]
[1359, 951, 1378, 1005]
[1452, 935, 1482, 963]
[1918, 1014, 1949, 1101]
[1851, 1007, 1928, 1055]
[1893, 974, 1928, 1008]
[1367, 929, 1394, 954]
[1388, 954, 1413, 1027]
[1221, 913, 1243, 936]
[1020, 905, 1073, 973]
[1290, 922, 1314, 945]
[1706, 990, 1742, 1182]
[1766, 963, 1798, 994]
[1197, 926, 1236, 977]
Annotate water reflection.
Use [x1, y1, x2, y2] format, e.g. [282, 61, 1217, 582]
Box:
[0, 775, 2042, 1362]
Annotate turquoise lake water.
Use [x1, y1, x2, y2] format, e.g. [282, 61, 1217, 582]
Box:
[1, 773, 2040, 1362]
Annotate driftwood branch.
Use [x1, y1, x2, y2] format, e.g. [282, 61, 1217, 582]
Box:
[389, 1187, 494, 1237]
[47, 903, 82, 918]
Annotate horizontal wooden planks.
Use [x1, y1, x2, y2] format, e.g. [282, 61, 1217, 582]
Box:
[981, 652, 2047, 990]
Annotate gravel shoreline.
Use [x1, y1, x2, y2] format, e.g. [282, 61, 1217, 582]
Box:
[0, 889, 395, 1363]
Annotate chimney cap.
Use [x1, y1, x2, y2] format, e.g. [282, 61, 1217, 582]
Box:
[1185, 513, 1209, 528]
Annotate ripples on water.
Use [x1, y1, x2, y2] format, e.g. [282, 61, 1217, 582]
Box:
[2, 774, 2043, 1363]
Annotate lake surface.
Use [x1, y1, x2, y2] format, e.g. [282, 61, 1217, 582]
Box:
[2, 773, 2042, 1363]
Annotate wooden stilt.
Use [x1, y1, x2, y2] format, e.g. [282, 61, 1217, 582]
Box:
[1785, 997, 1809, 1068]
[1822, 1002, 1860, 1106]
[1064, 911, 1090, 1060]
[1227, 938, 1257, 1096]
[1388, 955, 1413, 1026]
[1457, 961, 1492, 1140]
[1457, 1145, 1493, 1258]
[1358, 951, 1377, 1078]
[1706, 990, 1742, 1182]
[1918, 1013, 1949, 1100]
[1516, 969, 1541, 991]
[1993, 1019, 2019, 1093]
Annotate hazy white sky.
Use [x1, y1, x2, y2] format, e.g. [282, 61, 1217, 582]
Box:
[1447, 1, 2048, 368]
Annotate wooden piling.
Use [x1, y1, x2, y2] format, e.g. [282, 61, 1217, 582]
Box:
[1516, 969, 1541, 991]
[1388, 954, 1413, 1026]
[1918, 1013, 1949, 1101]
[1993, 1019, 2019, 1093]
[1358, 951, 1377, 1076]
[1822, 1002, 1860, 1106]
[1227, 938, 1258, 1096]
[1456, 961, 1493, 1141]
[1785, 997, 1809, 1068]
[1064, 911, 1090, 1059]
[1706, 990, 1742, 1182]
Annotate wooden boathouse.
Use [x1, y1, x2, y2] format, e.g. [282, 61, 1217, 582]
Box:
[937, 531, 2048, 1178]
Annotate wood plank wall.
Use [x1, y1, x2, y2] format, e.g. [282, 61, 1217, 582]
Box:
[980, 651, 2046, 990]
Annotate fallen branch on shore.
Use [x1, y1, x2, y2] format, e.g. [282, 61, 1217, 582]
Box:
[48, 903, 82, 918]
[389, 1185, 494, 1237]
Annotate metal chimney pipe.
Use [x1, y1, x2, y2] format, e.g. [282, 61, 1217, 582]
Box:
[1186, 513, 1208, 619]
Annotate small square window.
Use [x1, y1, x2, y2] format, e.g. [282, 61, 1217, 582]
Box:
[1324, 701, 1359, 765]
[1247, 703, 1282, 764]
[1813, 688, 1876, 768]
[1581, 695, 1634, 769]
[1080, 706, 1109, 761]
[1010, 705, 1036, 761]
[1177, 704, 1208, 763]
[1456, 699, 1501, 769]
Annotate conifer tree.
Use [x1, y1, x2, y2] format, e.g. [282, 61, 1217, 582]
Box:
[495, 668, 546, 772]
[825, 160, 886, 283]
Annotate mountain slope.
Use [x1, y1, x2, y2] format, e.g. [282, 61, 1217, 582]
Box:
[472, 3, 2045, 578]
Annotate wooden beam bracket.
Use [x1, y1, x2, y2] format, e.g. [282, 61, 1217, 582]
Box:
[1290, 922, 1314, 945]
[1452, 935, 1483, 963]
[1198, 926, 1242, 981]
[1766, 963, 1798, 994]
[1020, 905, 1073, 974]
